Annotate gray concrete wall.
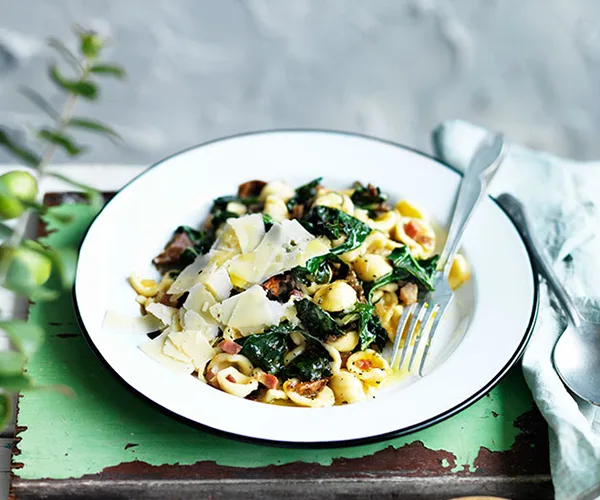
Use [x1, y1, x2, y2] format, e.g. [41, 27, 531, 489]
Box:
[1, 0, 600, 165]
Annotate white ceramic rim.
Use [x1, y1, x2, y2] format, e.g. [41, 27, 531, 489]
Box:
[73, 129, 539, 446]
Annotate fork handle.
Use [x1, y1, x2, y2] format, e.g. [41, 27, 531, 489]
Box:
[440, 134, 506, 277]
[496, 193, 582, 328]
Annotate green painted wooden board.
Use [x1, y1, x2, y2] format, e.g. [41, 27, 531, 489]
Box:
[11, 199, 551, 498]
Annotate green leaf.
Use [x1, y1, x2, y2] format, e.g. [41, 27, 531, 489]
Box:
[90, 63, 126, 79]
[48, 172, 103, 210]
[353, 303, 388, 351]
[0, 222, 13, 238]
[0, 393, 11, 430]
[295, 298, 344, 340]
[236, 322, 296, 374]
[48, 37, 83, 73]
[18, 85, 60, 121]
[284, 346, 333, 382]
[388, 247, 439, 291]
[351, 182, 388, 214]
[0, 351, 26, 375]
[38, 129, 86, 157]
[303, 206, 372, 255]
[48, 65, 98, 100]
[68, 118, 122, 142]
[46, 246, 78, 290]
[287, 177, 322, 211]
[0, 129, 41, 167]
[0, 321, 44, 358]
[0, 373, 34, 391]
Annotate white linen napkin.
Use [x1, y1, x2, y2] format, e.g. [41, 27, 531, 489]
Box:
[433, 120, 600, 500]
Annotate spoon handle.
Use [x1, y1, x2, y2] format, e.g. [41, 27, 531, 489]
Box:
[496, 193, 581, 328]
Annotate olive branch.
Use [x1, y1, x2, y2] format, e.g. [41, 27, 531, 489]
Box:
[0, 28, 126, 428]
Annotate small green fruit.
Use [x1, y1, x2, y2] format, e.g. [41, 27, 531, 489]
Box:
[0, 171, 38, 220]
[81, 32, 103, 59]
[1, 245, 52, 296]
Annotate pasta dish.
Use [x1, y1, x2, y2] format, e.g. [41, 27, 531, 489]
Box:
[129, 179, 470, 407]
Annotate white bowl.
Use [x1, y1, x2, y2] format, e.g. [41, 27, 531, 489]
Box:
[74, 130, 538, 445]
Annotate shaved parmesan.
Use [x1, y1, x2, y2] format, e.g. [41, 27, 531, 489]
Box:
[199, 264, 232, 301]
[168, 253, 209, 294]
[184, 283, 219, 324]
[103, 310, 163, 334]
[145, 302, 178, 326]
[168, 329, 217, 375]
[181, 310, 219, 341]
[139, 331, 194, 374]
[210, 285, 285, 335]
[162, 337, 193, 363]
[228, 214, 265, 253]
[226, 219, 329, 288]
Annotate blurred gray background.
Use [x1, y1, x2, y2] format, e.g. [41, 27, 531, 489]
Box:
[1, 0, 600, 165]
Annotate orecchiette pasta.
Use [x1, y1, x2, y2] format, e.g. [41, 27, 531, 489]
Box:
[263, 194, 289, 221]
[136, 178, 472, 407]
[449, 254, 471, 290]
[326, 330, 359, 352]
[129, 273, 159, 297]
[329, 370, 367, 405]
[346, 350, 390, 384]
[217, 366, 259, 398]
[354, 254, 394, 281]
[206, 353, 254, 387]
[395, 199, 427, 220]
[283, 379, 335, 408]
[313, 280, 357, 312]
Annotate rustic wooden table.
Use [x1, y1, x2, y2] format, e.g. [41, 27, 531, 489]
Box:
[3, 167, 554, 499]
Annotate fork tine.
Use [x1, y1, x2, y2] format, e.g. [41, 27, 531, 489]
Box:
[418, 302, 450, 376]
[407, 303, 438, 372]
[397, 302, 428, 371]
[390, 303, 415, 369]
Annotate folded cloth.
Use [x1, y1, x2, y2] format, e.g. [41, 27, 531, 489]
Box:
[433, 120, 600, 500]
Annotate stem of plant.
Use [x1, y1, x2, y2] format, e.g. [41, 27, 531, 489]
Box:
[2, 60, 91, 270]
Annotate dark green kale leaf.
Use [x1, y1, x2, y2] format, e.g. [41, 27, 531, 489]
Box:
[388, 247, 439, 291]
[262, 213, 275, 231]
[235, 321, 297, 374]
[303, 206, 371, 255]
[286, 177, 322, 211]
[351, 182, 388, 211]
[292, 253, 349, 285]
[295, 298, 344, 340]
[209, 195, 262, 232]
[366, 248, 440, 302]
[284, 345, 333, 381]
[353, 303, 389, 351]
[175, 226, 213, 267]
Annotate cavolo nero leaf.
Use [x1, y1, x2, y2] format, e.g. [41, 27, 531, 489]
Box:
[284, 347, 333, 382]
[209, 195, 261, 232]
[295, 298, 344, 340]
[235, 321, 297, 374]
[366, 248, 440, 302]
[388, 247, 439, 291]
[351, 182, 387, 210]
[176, 226, 213, 267]
[303, 206, 371, 255]
[353, 303, 389, 351]
[286, 177, 322, 211]
[293, 253, 348, 285]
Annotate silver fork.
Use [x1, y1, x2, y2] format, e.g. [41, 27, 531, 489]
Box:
[390, 133, 506, 375]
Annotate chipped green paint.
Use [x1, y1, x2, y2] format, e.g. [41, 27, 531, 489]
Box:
[15, 204, 534, 479]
